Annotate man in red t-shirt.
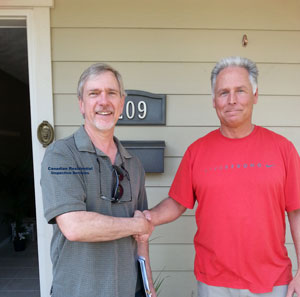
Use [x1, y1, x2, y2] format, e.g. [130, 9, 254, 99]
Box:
[138, 57, 300, 297]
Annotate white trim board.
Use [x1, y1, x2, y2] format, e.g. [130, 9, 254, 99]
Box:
[1, 0, 53, 7]
[0, 4, 54, 297]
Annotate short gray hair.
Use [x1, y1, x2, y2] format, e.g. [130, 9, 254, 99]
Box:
[211, 56, 259, 97]
[77, 63, 126, 99]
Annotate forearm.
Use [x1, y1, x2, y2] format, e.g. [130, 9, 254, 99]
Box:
[149, 197, 186, 226]
[286, 209, 300, 297]
[288, 209, 300, 267]
[56, 211, 147, 242]
[138, 241, 156, 296]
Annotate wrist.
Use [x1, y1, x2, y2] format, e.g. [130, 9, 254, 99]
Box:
[133, 217, 144, 235]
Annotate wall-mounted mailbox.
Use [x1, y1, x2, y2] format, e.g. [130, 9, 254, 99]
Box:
[121, 141, 166, 173]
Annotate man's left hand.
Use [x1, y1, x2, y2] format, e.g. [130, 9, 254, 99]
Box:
[286, 271, 300, 297]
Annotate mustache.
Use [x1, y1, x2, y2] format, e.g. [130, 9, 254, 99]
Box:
[95, 108, 113, 113]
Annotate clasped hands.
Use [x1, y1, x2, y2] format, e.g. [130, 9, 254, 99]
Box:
[133, 210, 154, 242]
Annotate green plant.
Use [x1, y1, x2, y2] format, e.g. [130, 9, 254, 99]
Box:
[149, 236, 169, 296]
[153, 270, 169, 296]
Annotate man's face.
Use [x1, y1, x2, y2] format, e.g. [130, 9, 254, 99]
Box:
[79, 71, 125, 133]
[213, 66, 258, 129]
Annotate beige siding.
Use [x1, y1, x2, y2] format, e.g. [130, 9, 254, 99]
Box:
[55, 94, 300, 127]
[50, 1, 300, 296]
[150, 244, 194, 270]
[52, 29, 300, 63]
[151, 217, 196, 244]
[55, 125, 300, 158]
[151, 271, 197, 297]
[50, 0, 300, 30]
[53, 62, 300, 95]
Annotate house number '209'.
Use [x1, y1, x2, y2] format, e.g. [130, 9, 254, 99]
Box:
[119, 101, 147, 120]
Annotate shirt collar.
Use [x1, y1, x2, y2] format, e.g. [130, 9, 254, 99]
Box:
[74, 125, 132, 159]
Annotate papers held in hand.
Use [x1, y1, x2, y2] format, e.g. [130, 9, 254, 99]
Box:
[138, 256, 152, 297]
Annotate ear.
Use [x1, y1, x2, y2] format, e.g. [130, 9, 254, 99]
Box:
[78, 98, 85, 116]
[253, 88, 258, 104]
[213, 97, 216, 108]
[120, 95, 126, 113]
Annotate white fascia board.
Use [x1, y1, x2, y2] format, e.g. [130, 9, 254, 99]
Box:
[0, 0, 54, 8]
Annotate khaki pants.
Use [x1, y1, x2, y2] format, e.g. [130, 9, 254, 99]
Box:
[197, 281, 289, 297]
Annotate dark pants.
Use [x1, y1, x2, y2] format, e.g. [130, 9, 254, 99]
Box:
[135, 289, 146, 297]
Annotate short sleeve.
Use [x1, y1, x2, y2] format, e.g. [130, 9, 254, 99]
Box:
[285, 142, 300, 212]
[41, 141, 87, 224]
[168, 148, 196, 209]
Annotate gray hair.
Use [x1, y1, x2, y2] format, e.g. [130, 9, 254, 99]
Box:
[77, 63, 126, 99]
[211, 56, 259, 97]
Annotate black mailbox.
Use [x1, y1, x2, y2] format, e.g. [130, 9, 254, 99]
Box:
[121, 141, 165, 173]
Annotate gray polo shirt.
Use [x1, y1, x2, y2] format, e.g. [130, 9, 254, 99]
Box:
[41, 126, 147, 297]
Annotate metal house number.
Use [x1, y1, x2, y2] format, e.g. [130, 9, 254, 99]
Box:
[117, 90, 166, 125]
[119, 100, 147, 120]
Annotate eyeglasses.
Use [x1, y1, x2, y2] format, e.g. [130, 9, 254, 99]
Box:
[100, 164, 132, 203]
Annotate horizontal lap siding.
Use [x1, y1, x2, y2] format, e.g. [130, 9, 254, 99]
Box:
[50, 0, 300, 30]
[54, 94, 300, 127]
[53, 62, 300, 95]
[55, 126, 300, 156]
[151, 271, 197, 297]
[52, 29, 300, 63]
[51, 1, 300, 296]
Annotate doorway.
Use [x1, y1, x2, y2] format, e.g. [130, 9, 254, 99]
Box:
[0, 3, 54, 296]
[0, 19, 40, 296]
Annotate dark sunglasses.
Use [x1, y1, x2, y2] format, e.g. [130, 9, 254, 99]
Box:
[93, 143, 132, 204]
[100, 164, 131, 203]
[111, 165, 124, 203]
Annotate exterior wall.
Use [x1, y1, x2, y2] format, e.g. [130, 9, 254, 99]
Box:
[50, 1, 300, 296]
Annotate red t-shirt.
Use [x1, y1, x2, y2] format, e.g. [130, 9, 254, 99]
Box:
[169, 126, 300, 293]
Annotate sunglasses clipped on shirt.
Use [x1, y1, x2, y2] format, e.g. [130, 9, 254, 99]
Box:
[111, 165, 124, 202]
[100, 164, 132, 203]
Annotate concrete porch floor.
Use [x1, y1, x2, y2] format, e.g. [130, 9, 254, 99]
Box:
[0, 240, 40, 297]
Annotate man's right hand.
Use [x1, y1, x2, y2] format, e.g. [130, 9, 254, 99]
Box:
[133, 210, 154, 242]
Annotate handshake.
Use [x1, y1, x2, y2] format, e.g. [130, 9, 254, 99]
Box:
[133, 210, 154, 242]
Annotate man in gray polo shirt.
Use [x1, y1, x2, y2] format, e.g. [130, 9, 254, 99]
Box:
[41, 63, 155, 297]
